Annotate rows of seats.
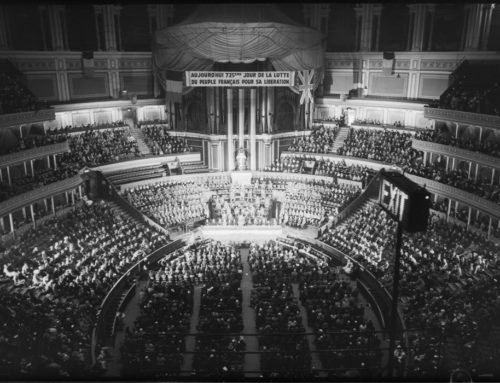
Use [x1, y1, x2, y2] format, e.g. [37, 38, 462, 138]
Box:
[0, 201, 169, 378]
[0, 72, 47, 114]
[140, 125, 190, 155]
[123, 180, 211, 228]
[288, 125, 340, 153]
[320, 202, 500, 377]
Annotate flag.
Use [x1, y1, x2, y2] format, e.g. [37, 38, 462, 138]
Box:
[82, 51, 95, 77]
[382, 52, 394, 76]
[165, 70, 183, 103]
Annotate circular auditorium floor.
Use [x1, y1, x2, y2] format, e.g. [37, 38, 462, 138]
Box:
[104, 238, 384, 378]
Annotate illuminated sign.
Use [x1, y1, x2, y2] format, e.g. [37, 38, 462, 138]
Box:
[185, 71, 295, 87]
[379, 170, 430, 233]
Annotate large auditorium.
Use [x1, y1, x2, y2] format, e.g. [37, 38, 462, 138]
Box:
[1, 2, 500, 381]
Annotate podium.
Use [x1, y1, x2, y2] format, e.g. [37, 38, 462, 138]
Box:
[230, 171, 252, 185]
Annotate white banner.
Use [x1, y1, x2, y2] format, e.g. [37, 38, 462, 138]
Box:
[186, 71, 295, 87]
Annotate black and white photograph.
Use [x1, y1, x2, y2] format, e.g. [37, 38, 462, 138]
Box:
[0, 1, 499, 382]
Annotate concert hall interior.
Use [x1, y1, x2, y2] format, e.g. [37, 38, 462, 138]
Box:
[1, 2, 500, 381]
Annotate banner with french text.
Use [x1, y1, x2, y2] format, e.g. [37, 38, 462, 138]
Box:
[185, 71, 295, 87]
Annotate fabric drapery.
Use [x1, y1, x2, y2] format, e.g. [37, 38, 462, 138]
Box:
[152, 4, 325, 90]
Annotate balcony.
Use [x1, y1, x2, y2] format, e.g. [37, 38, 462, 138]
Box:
[0, 141, 70, 168]
[424, 107, 500, 130]
[0, 108, 56, 129]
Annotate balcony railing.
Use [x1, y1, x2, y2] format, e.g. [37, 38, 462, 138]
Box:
[424, 107, 500, 130]
[0, 108, 55, 128]
[0, 141, 70, 168]
[0, 174, 82, 218]
[412, 139, 500, 169]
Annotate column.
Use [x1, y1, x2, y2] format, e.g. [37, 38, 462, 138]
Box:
[227, 88, 234, 171]
[94, 5, 122, 51]
[6, 166, 12, 185]
[480, 4, 494, 50]
[492, 168, 495, 185]
[451, 157, 456, 171]
[445, 156, 450, 172]
[467, 207, 472, 228]
[79, 185, 83, 198]
[24, 162, 29, 176]
[71, 189, 75, 205]
[462, 4, 491, 51]
[303, 4, 331, 34]
[250, 89, 257, 171]
[53, 154, 58, 169]
[267, 87, 274, 133]
[407, 4, 435, 52]
[478, 126, 483, 143]
[423, 151, 427, 165]
[39, 5, 68, 51]
[30, 204, 35, 227]
[51, 196, 56, 215]
[47, 156, 51, 168]
[468, 161, 472, 178]
[30, 160, 34, 177]
[475, 163, 479, 181]
[0, 168, 3, 183]
[354, 4, 382, 51]
[9, 213, 14, 233]
[260, 88, 267, 133]
[65, 191, 69, 205]
[0, 6, 10, 49]
[215, 88, 221, 134]
[238, 88, 245, 150]
[487, 217, 492, 239]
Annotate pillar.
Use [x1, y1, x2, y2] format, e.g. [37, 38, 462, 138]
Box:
[65, 191, 69, 205]
[354, 4, 382, 51]
[9, 213, 14, 233]
[467, 207, 472, 228]
[227, 88, 234, 171]
[147, 4, 173, 33]
[71, 189, 75, 205]
[478, 126, 483, 143]
[462, 3, 493, 51]
[24, 162, 28, 176]
[47, 156, 51, 168]
[407, 4, 435, 51]
[238, 88, 245, 150]
[468, 161, 472, 178]
[487, 216, 492, 239]
[94, 5, 122, 51]
[30, 204, 35, 227]
[6, 166, 11, 185]
[39, 5, 68, 50]
[0, 168, 3, 183]
[267, 87, 274, 133]
[492, 168, 495, 185]
[0, 6, 10, 50]
[215, 88, 221, 134]
[79, 185, 83, 198]
[53, 154, 58, 169]
[445, 156, 450, 172]
[451, 157, 456, 171]
[475, 163, 479, 181]
[261, 88, 267, 133]
[423, 151, 427, 165]
[303, 4, 331, 35]
[250, 89, 257, 171]
[51, 196, 56, 215]
[30, 160, 34, 177]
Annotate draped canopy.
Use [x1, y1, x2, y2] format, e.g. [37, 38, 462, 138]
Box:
[153, 4, 325, 79]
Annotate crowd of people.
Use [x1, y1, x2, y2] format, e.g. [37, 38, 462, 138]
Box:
[439, 81, 500, 116]
[320, 202, 500, 376]
[336, 128, 415, 165]
[0, 73, 47, 115]
[123, 181, 210, 228]
[0, 200, 169, 377]
[280, 180, 360, 228]
[288, 125, 340, 153]
[415, 129, 500, 158]
[0, 132, 68, 156]
[0, 128, 143, 204]
[140, 125, 190, 155]
[46, 121, 129, 135]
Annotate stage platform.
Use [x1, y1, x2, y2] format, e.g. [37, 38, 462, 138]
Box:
[200, 224, 283, 244]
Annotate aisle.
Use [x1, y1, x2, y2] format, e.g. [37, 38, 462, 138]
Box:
[106, 280, 148, 377]
[292, 283, 326, 377]
[180, 285, 201, 375]
[239, 248, 261, 377]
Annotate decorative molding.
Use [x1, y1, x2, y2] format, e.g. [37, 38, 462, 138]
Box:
[420, 59, 458, 71]
[412, 139, 500, 169]
[326, 59, 354, 69]
[424, 107, 500, 130]
[0, 109, 55, 129]
[0, 141, 70, 168]
[118, 58, 152, 69]
[369, 59, 383, 69]
[0, 175, 82, 218]
[13, 59, 56, 72]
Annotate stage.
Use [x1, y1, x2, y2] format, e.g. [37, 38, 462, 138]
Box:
[199, 224, 283, 244]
